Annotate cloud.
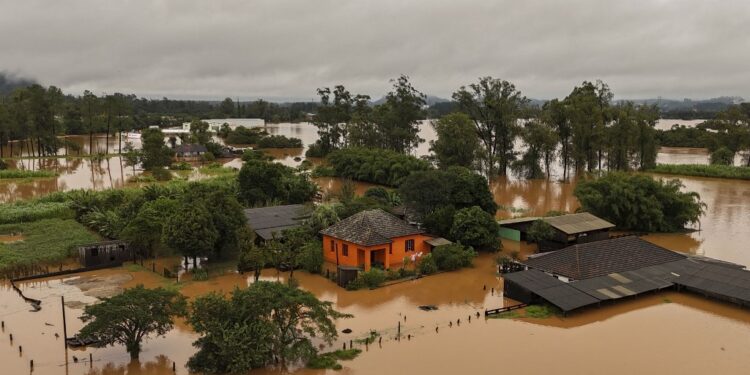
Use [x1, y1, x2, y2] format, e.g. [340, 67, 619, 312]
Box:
[1, 0, 748, 100]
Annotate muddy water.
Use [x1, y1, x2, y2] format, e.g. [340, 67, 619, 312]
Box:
[2, 253, 750, 375]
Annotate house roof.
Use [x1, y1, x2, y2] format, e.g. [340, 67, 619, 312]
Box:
[542, 212, 615, 235]
[320, 209, 424, 246]
[244, 204, 312, 241]
[522, 236, 686, 280]
[504, 269, 600, 312]
[425, 237, 453, 247]
[498, 217, 540, 226]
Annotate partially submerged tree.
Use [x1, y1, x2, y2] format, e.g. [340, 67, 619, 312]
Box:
[188, 281, 349, 373]
[449, 206, 500, 251]
[79, 285, 187, 360]
[430, 112, 479, 169]
[526, 219, 556, 243]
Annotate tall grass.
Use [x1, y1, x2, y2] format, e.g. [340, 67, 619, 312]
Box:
[649, 164, 750, 180]
[0, 170, 58, 179]
[0, 201, 74, 224]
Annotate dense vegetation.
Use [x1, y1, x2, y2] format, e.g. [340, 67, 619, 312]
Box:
[325, 147, 431, 186]
[0, 169, 57, 179]
[256, 134, 303, 148]
[574, 172, 705, 232]
[237, 154, 317, 206]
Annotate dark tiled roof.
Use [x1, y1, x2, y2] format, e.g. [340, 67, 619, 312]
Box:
[244, 204, 312, 240]
[523, 236, 686, 280]
[320, 209, 424, 246]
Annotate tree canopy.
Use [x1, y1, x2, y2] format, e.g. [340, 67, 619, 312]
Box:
[574, 172, 705, 232]
[79, 285, 187, 360]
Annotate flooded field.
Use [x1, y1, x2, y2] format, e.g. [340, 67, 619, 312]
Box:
[2, 253, 750, 375]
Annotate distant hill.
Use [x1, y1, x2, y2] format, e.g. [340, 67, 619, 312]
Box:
[0, 72, 36, 96]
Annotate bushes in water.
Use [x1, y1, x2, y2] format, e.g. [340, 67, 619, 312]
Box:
[257, 135, 303, 148]
[169, 162, 193, 170]
[431, 243, 477, 271]
[0, 169, 58, 179]
[346, 268, 387, 290]
[326, 147, 432, 187]
[237, 159, 317, 206]
[311, 165, 336, 178]
[418, 254, 438, 275]
[574, 172, 705, 232]
[307, 349, 362, 370]
[305, 142, 327, 158]
[649, 164, 750, 180]
[150, 167, 173, 181]
[449, 206, 500, 251]
[223, 127, 267, 144]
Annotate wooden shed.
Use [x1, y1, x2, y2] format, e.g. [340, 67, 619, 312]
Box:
[499, 212, 614, 251]
[77, 240, 132, 268]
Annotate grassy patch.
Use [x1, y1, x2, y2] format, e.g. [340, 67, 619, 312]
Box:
[0, 218, 100, 274]
[198, 163, 237, 176]
[488, 305, 557, 320]
[649, 164, 750, 180]
[307, 349, 362, 370]
[354, 330, 380, 344]
[0, 169, 58, 179]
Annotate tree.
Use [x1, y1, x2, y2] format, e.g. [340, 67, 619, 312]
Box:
[710, 146, 735, 165]
[119, 198, 177, 258]
[513, 117, 558, 179]
[140, 128, 173, 171]
[237, 159, 317, 205]
[79, 285, 187, 360]
[306, 204, 341, 233]
[574, 172, 705, 232]
[311, 85, 370, 154]
[189, 119, 211, 145]
[526, 219, 556, 243]
[453, 77, 528, 177]
[81, 90, 99, 155]
[219, 97, 235, 117]
[237, 226, 266, 282]
[565, 80, 612, 172]
[162, 201, 218, 266]
[188, 282, 349, 373]
[122, 140, 141, 175]
[544, 99, 573, 180]
[430, 113, 479, 169]
[374, 75, 426, 153]
[449, 206, 500, 251]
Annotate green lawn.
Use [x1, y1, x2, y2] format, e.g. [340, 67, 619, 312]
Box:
[0, 201, 74, 224]
[0, 218, 100, 274]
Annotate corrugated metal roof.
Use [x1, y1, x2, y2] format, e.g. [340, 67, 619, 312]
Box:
[425, 237, 452, 247]
[498, 217, 540, 226]
[542, 212, 615, 235]
[504, 270, 600, 312]
[244, 204, 312, 240]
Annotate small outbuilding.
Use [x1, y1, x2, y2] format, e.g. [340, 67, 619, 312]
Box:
[78, 240, 131, 268]
[498, 212, 614, 251]
[174, 143, 208, 159]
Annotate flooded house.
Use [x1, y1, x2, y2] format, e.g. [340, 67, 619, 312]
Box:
[498, 212, 615, 251]
[502, 236, 750, 314]
[320, 209, 439, 272]
[243, 204, 312, 243]
[173, 143, 208, 160]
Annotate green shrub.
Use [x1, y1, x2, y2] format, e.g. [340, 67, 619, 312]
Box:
[307, 349, 362, 370]
[311, 165, 336, 178]
[192, 268, 209, 281]
[305, 142, 327, 158]
[347, 269, 386, 290]
[224, 127, 267, 144]
[449, 206, 500, 251]
[299, 241, 324, 274]
[418, 254, 438, 275]
[151, 167, 173, 181]
[0, 158, 7, 170]
[527, 219, 556, 243]
[386, 268, 417, 280]
[432, 243, 476, 271]
[169, 162, 193, 170]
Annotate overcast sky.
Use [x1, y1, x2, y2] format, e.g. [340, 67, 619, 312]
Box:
[1, 0, 749, 101]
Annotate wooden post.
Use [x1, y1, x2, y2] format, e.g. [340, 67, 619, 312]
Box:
[397, 321, 401, 337]
[173, 361, 176, 372]
[89, 353, 93, 367]
[61, 296, 68, 350]
[30, 359, 34, 371]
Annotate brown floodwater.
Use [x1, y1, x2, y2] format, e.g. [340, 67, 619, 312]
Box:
[2, 253, 750, 375]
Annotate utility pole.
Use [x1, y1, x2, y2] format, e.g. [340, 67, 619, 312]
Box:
[61, 296, 68, 350]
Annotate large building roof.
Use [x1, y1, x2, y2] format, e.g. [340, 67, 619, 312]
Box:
[244, 204, 312, 241]
[320, 209, 424, 246]
[503, 269, 600, 312]
[523, 236, 686, 280]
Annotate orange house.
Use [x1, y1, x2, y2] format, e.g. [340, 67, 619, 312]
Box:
[320, 209, 436, 271]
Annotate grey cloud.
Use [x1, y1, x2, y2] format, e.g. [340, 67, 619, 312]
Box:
[1, 0, 748, 100]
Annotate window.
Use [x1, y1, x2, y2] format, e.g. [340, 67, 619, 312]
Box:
[342, 244, 349, 256]
[406, 239, 415, 251]
[330, 240, 335, 252]
[91, 248, 99, 257]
